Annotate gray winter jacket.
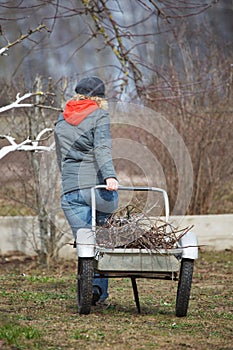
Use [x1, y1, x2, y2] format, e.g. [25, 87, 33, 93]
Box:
[54, 99, 117, 195]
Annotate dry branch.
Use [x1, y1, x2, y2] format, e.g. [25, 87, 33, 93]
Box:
[0, 24, 49, 56]
[0, 91, 59, 114]
[0, 129, 54, 160]
[96, 206, 193, 250]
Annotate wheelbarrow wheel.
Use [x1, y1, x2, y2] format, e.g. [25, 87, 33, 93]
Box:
[77, 257, 94, 315]
[175, 258, 194, 317]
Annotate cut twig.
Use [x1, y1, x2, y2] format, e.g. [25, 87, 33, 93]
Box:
[96, 205, 193, 251]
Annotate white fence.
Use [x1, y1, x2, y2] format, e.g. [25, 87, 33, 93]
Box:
[0, 214, 233, 259]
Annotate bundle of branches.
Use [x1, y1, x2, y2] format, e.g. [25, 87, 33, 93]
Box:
[96, 205, 193, 251]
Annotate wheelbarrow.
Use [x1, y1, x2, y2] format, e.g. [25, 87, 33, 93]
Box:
[76, 186, 198, 316]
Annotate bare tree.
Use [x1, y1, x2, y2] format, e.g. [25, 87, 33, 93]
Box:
[0, 76, 69, 263]
[0, 0, 224, 92]
[143, 28, 233, 214]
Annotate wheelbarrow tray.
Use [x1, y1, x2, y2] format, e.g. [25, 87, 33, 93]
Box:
[94, 247, 183, 279]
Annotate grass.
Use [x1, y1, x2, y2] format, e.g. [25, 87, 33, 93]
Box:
[0, 324, 41, 346]
[0, 250, 232, 350]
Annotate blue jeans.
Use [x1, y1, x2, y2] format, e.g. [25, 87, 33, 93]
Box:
[61, 188, 118, 301]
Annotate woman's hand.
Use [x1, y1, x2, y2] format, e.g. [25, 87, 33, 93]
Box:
[105, 177, 118, 191]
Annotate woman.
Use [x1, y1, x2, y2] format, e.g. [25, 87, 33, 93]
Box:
[54, 76, 118, 307]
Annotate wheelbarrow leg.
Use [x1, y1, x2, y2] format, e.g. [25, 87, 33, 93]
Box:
[131, 277, 141, 313]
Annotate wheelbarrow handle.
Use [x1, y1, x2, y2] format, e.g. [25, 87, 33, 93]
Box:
[91, 185, 170, 232]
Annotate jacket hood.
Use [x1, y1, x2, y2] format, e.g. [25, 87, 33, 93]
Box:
[63, 99, 98, 126]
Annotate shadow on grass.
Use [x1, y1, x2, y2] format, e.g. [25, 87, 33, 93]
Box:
[65, 301, 175, 317]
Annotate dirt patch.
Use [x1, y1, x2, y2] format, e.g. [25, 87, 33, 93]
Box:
[0, 249, 232, 350]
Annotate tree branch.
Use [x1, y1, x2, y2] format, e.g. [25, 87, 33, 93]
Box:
[0, 128, 55, 160]
[0, 91, 58, 113]
[0, 24, 50, 56]
[0, 92, 44, 113]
